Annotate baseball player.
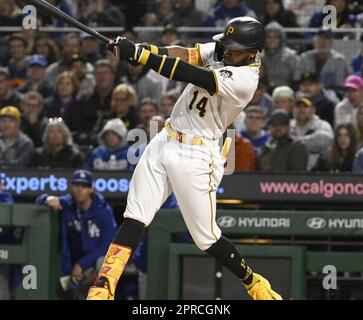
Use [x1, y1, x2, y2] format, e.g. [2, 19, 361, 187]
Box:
[87, 17, 282, 300]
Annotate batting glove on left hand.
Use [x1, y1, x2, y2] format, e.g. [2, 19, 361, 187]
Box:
[107, 37, 142, 62]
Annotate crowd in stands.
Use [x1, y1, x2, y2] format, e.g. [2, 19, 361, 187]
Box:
[2, 0, 363, 300]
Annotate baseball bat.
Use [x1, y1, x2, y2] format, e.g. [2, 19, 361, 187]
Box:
[26, 0, 112, 43]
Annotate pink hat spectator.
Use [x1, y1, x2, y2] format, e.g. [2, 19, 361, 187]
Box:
[344, 75, 363, 90]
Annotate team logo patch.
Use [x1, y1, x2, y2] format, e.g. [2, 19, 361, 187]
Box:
[219, 69, 233, 80]
[226, 26, 234, 36]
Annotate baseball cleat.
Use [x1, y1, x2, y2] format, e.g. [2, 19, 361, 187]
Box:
[245, 273, 282, 300]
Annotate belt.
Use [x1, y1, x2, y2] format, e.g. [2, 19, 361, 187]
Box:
[165, 122, 203, 146]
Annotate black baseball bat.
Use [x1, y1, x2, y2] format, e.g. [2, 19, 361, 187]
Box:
[26, 0, 112, 43]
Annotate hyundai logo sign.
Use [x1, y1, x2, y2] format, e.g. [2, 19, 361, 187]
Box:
[306, 217, 327, 230]
[217, 216, 237, 228]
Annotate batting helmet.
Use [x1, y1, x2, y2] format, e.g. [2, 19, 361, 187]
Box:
[213, 17, 265, 53]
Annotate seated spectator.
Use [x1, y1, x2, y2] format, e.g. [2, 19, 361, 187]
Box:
[136, 98, 159, 133]
[173, 0, 207, 27]
[257, 109, 308, 172]
[233, 130, 256, 172]
[307, 0, 356, 38]
[78, 0, 126, 27]
[241, 106, 271, 152]
[0, 68, 22, 109]
[0, 0, 22, 28]
[290, 94, 334, 171]
[160, 24, 182, 47]
[335, 75, 363, 126]
[87, 118, 133, 171]
[6, 33, 29, 89]
[352, 34, 363, 77]
[355, 104, 363, 149]
[32, 118, 85, 169]
[205, 0, 256, 28]
[93, 84, 140, 141]
[33, 35, 61, 66]
[262, 22, 299, 89]
[68, 54, 95, 100]
[18, 54, 53, 99]
[80, 59, 117, 118]
[120, 63, 165, 104]
[299, 72, 336, 126]
[45, 33, 93, 87]
[0, 106, 34, 168]
[80, 33, 103, 65]
[296, 28, 351, 93]
[19, 91, 48, 148]
[272, 86, 294, 117]
[247, 82, 274, 116]
[160, 91, 177, 118]
[36, 169, 116, 300]
[154, 0, 175, 26]
[260, 0, 298, 28]
[325, 123, 356, 172]
[44, 71, 84, 132]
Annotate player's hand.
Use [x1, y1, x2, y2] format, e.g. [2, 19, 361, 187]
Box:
[107, 37, 142, 62]
[46, 196, 63, 211]
[71, 263, 83, 283]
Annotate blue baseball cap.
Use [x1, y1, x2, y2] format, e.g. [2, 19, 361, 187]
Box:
[72, 169, 93, 187]
[27, 54, 48, 67]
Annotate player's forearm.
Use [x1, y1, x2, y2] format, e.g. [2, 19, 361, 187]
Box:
[139, 50, 216, 95]
[148, 45, 200, 65]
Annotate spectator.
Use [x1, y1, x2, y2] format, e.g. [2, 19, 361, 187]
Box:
[0, 68, 22, 109]
[257, 109, 308, 172]
[81, 59, 117, 117]
[80, 33, 103, 65]
[307, 0, 356, 38]
[33, 35, 61, 66]
[205, 0, 256, 28]
[299, 72, 336, 126]
[272, 86, 295, 117]
[261, 22, 300, 89]
[136, 98, 159, 133]
[18, 54, 53, 99]
[19, 91, 48, 148]
[68, 54, 96, 100]
[355, 104, 363, 149]
[36, 169, 116, 300]
[0, 106, 34, 168]
[352, 34, 363, 77]
[160, 24, 182, 47]
[6, 33, 29, 89]
[87, 118, 133, 171]
[260, 0, 298, 28]
[93, 84, 140, 139]
[241, 106, 271, 152]
[22, 28, 37, 55]
[38, 0, 73, 29]
[44, 71, 82, 132]
[296, 28, 351, 93]
[45, 33, 92, 87]
[233, 129, 256, 172]
[121, 63, 164, 104]
[326, 123, 356, 172]
[335, 75, 363, 126]
[0, 0, 22, 27]
[173, 0, 207, 27]
[31, 118, 85, 169]
[247, 82, 274, 116]
[154, 0, 175, 26]
[290, 94, 334, 171]
[160, 91, 177, 118]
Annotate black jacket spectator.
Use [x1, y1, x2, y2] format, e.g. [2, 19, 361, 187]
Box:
[0, 68, 22, 109]
[32, 118, 84, 169]
[260, 0, 299, 28]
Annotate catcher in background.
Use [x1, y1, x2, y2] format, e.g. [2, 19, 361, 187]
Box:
[87, 16, 282, 300]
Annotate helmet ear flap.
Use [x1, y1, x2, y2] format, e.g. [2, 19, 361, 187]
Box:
[214, 42, 224, 62]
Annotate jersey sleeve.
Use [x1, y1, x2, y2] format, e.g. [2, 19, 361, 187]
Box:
[195, 42, 215, 67]
[212, 65, 259, 109]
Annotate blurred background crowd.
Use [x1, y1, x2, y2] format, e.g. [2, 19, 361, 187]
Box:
[1, 0, 363, 300]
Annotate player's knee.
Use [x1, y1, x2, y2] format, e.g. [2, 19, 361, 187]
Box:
[194, 237, 218, 251]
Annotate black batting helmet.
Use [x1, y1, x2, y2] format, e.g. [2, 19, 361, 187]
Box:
[213, 17, 265, 53]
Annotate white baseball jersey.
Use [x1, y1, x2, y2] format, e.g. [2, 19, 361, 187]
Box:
[169, 42, 260, 140]
[124, 43, 261, 251]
